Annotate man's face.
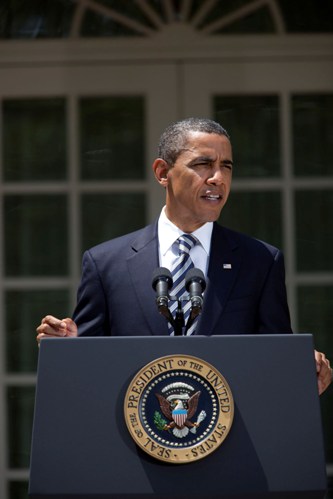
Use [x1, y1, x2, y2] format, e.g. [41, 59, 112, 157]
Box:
[163, 131, 233, 233]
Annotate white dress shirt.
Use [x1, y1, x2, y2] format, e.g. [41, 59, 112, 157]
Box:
[157, 207, 213, 277]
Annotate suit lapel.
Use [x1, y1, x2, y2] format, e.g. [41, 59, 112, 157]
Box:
[126, 222, 169, 335]
[197, 224, 241, 335]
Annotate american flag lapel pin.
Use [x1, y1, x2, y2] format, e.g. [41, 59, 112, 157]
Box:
[223, 263, 232, 269]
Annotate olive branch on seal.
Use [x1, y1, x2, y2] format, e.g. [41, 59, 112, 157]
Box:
[153, 411, 168, 431]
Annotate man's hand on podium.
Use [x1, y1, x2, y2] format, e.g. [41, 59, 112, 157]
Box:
[315, 350, 332, 395]
[36, 315, 78, 345]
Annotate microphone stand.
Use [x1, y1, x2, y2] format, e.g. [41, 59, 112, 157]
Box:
[184, 285, 204, 334]
[156, 297, 175, 327]
[174, 299, 185, 336]
[184, 303, 201, 335]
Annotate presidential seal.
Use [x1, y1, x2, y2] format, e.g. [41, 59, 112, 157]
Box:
[124, 354, 234, 463]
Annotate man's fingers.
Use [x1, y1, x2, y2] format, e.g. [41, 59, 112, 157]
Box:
[42, 315, 66, 329]
[37, 323, 66, 337]
[62, 318, 77, 331]
[36, 316, 78, 343]
[315, 350, 332, 395]
[37, 315, 67, 339]
[61, 318, 78, 337]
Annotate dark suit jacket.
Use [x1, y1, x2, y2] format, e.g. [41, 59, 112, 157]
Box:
[73, 221, 292, 337]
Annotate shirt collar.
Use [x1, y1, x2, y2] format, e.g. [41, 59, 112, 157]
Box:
[158, 206, 213, 256]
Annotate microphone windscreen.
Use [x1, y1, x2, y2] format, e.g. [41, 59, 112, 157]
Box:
[185, 268, 206, 292]
[152, 267, 173, 290]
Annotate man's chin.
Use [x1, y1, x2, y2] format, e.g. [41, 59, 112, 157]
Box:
[203, 209, 224, 223]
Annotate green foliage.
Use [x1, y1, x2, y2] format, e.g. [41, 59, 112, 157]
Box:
[153, 411, 167, 431]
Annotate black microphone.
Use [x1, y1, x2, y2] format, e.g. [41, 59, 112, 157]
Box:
[152, 267, 174, 323]
[185, 268, 206, 312]
[185, 268, 206, 333]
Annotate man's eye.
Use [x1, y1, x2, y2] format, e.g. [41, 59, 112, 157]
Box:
[193, 162, 210, 167]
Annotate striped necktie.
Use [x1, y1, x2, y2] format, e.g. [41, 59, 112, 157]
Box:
[168, 234, 197, 336]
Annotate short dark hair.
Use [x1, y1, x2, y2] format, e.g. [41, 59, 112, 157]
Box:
[158, 117, 230, 166]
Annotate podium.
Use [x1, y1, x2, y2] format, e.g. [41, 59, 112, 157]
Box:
[29, 335, 327, 498]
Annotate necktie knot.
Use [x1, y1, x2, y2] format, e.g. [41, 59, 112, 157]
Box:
[177, 234, 197, 256]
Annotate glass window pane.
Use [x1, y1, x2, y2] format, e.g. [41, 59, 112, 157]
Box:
[297, 285, 333, 462]
[0, 0, 74, 39]
[81, 1, 150, 37]
[4, 195, 68, 276]
[3, 98, 67, 181]
[214, 95, 280, 178]
[80, 97, 145, 180]
[7, 386, 35, 468]
[219, 191, 282, 249]
[279, 0, 333, 33]
[9, 481, 29, 499]
[5, 289, 70, 373]
[81, 193, 146, 251]
[292, 94, 333, 177]
[295, 190, 333, 271]
[203, 2, 274, 33]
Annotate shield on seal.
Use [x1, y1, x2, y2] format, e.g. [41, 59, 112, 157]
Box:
[172, 407, 187, 428]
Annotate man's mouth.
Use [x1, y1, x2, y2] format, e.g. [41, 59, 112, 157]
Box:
[201, 193, 222, 201]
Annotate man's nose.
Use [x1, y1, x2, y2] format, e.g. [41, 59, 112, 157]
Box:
[207, 167, 224, 185]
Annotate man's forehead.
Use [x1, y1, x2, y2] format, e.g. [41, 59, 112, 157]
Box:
[185, 131, 230, 146]
[180, 132, 232, 157]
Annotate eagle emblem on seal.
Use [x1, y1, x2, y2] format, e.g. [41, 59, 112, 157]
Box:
[155, 382, 206, 438]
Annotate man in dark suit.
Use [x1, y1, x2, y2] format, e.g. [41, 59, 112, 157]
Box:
[36, 117, 332, 393]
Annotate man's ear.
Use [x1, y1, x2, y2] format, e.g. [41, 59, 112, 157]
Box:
[152, 158, 170, 187]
